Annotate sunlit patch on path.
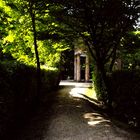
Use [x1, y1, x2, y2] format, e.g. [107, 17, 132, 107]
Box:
[69, 87, 87, 98]
[83, 112, 111, 126]
[60, 80, 94, 98]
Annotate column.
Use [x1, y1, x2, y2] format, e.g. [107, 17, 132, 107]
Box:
[74, 55, 77, 81]
[85, 55, 90, 82]
[77, 54, 81, 81]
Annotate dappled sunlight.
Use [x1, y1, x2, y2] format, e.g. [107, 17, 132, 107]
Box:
[69, 87, 87, 98]
[76, 105, 82, 108]
[86, 87, 97, 100]
[60, 80, 97, 100]
[69, 86, 99, 106]
[60, 80, 97, 101]
[83, 113, 111, 127]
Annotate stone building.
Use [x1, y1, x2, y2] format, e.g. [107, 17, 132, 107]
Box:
[74, 48, 90, 82]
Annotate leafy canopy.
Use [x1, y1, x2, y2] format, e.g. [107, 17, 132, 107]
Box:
[0, 0, 71, 67]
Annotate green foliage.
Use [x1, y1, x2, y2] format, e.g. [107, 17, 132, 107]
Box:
[49, 0, 139, 63]
[48, 0, 140, 104]
[0, 0, 70, 68]
[38, 40, 69, 67]
[120, 31, 140, 70]
[92, 69, 108, 103]
[41, 68, 60, 90]
[0, 60, 60, 136]
[108, 70, 140, 127]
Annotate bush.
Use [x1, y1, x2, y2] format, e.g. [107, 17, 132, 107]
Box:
[0, 61, 38, 136]
[41, 68, 60, 90]
[0, 61, 60, 137]
[108, 70, 140, 127]
[92, 70, 108, 103]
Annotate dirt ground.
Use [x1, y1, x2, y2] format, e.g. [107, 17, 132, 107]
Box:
[4, 84, 140, 140]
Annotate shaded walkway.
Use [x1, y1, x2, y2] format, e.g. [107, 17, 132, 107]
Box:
[5, 82, 140, 140]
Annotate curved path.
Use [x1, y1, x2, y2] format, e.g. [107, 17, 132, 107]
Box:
[5, 82, 140, 140]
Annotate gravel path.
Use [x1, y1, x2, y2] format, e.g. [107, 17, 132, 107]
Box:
[5, 85, 140, 140]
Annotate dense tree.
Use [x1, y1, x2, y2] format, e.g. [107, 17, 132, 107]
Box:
[0, 0, 71, 66]
[0, 0, 42, 97]
[0, 0, 71, 100]
[0, 0, 139, 105]
[46, 0, 140, 104]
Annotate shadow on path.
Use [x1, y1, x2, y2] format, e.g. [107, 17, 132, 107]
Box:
[3, 82, 140, 140]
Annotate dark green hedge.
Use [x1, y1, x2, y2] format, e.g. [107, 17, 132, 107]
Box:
[92, 71, 109, 103]
[0, 61, 60, 137]
[108, 70, 140, 128]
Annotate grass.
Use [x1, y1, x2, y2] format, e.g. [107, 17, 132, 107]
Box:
[85, 86, 97, 100]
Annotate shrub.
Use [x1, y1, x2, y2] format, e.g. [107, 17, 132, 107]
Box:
[108, 70, 140, 127]
[0, 61, 60, 137]
[41, 68, 60, 90]
[92, 70, 109, 104]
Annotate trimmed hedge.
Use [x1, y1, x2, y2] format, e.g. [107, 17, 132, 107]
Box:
[0, 61, 60, 137]
[92, 70, 109, 103]
[108, 70, 140, 128]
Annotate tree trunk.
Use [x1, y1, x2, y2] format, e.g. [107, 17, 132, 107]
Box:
[29, 1, 41, 100]
[109, 48, 117, 72]
[95, 60, 113, 111]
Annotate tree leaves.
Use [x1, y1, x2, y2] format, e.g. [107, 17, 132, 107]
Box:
[0, 0, 71, 68]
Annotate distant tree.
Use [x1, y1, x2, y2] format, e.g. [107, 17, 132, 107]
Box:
[120, 31, 140, 69]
